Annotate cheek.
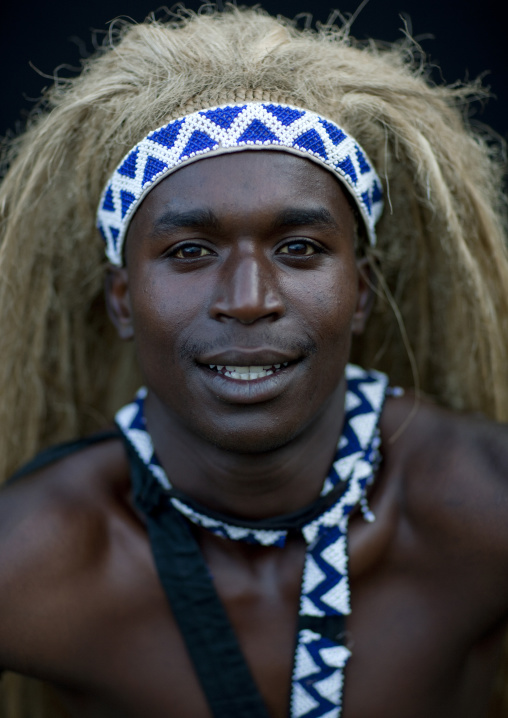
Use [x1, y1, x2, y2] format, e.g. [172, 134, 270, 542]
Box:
[286, 263, 359, 338]
[129, 271, 203, 372]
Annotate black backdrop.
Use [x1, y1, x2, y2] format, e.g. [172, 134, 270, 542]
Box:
[1, 0, 506, 139]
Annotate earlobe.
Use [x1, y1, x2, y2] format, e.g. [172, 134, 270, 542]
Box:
[105, 265, 134, 340]
[351, 257, 375, 335]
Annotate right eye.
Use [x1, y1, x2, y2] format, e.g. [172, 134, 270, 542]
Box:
[171, 244, 213, 259]
[278, 240, 319, 256]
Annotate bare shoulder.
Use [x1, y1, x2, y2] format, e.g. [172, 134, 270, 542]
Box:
[0, 435, 131, 567]
[383, 389, 506, 456]
[383, 392, 508, 490]
[0, 435, 136, 673]
[381, 393, 508, 563]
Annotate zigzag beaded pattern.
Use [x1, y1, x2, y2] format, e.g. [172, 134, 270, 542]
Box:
[116, 365, 388, 718]
[97, 103, 384, 265]
[291, 364, 388, 718]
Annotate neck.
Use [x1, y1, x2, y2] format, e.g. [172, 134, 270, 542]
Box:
[144, 380, 346, 521]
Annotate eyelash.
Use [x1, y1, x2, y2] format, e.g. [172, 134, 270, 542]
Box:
[167, 238, 325, 260]
[278, 239, 324, 256]
[169, 244, 214, 259]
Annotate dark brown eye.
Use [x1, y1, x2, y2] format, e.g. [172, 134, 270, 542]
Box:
[279, 241, 317, 256]
[173, 245, 212, 259]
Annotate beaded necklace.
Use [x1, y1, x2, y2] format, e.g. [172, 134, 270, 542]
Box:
[116, 364, 389, 718]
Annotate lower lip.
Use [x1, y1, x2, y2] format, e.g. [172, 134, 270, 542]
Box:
[198, 363, 300, 404]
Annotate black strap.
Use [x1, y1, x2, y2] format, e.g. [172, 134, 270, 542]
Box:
[7, 430, 121, 484]
[124, 437, 271, 718]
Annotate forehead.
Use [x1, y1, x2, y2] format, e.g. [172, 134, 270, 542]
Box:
[126, 150, 355, 239]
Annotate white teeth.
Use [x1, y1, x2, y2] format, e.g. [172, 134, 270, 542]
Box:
[224, 365, 272, 373]
[207, 363, 290, 380]
[227, 369, 269, 380]
[225, 365, 250, 374]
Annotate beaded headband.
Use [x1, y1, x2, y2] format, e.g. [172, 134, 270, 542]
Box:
[96, 103, 384, 266]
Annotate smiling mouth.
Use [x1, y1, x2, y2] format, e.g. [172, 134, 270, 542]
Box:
[207, 362, 290, 381]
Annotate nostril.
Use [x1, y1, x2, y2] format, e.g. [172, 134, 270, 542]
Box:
[210, 257, 285, 323]
[212, 303, 284, 324]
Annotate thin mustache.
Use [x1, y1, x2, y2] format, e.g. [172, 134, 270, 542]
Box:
[180, 334, 317, 360]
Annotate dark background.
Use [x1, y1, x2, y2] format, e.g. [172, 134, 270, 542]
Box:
[1, 0, 506, 140]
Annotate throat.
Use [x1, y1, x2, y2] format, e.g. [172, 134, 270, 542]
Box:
[116, 364, 388, 531]
[142, 382, 348, 520]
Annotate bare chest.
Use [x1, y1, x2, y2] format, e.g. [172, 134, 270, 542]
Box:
[52, 521, 502, 718]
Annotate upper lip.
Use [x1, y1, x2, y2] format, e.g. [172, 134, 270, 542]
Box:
[197, 348, 301, 366]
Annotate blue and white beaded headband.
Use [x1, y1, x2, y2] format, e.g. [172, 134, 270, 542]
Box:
[97, 102, 384, 266]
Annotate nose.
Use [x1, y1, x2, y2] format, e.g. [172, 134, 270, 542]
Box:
[209, 247, 285, 324]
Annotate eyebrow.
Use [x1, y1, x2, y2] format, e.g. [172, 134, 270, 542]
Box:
[150, 205, 339, 237]
[150, 208, 221, 236]
[269, 207, 339, 232]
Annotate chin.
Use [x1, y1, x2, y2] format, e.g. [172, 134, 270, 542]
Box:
[194, 421, 302, 455]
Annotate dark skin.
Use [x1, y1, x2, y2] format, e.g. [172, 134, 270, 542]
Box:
[1, 151, 508, 718]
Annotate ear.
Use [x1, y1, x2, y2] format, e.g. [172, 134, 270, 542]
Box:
[105, 265, 134, 340]
[351, 257, 375, 335]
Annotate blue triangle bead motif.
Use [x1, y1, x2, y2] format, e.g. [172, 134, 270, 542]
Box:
[355, 145, 371, 175]
[237, 119, 281, 144]
[336, 156, 358, 185]
[361, 191, 372, 215]
[179, 130, 218, 160]
[149, 120, 184, 148]
[200, 106, 247, 129]
[109, 227, 120, 253]
[319, 119, 347, 146]
[120, 190, 136, 219]
[142, 156, 168, 186]
[371, 180, 383, 205]
[102, 185, 115, 212]
[118, 148, 139, 178]
[263, 104, 305, 125]
[293, 129, 328, 160]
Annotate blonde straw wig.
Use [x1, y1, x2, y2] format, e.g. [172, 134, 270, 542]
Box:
[1, 5, 508, 715]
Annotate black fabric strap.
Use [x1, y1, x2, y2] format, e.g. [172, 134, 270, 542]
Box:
[124, 437, 271, 718]
[7, 430, 121, 484]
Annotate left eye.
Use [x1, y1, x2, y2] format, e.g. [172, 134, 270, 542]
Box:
[278, 241, 318, 256]
[172, 245, 212, 259]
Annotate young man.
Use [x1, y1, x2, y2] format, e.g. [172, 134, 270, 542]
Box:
[1, 7, 508, 718]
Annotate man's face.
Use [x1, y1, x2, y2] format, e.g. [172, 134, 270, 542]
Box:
[109, 150, 371, 453]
